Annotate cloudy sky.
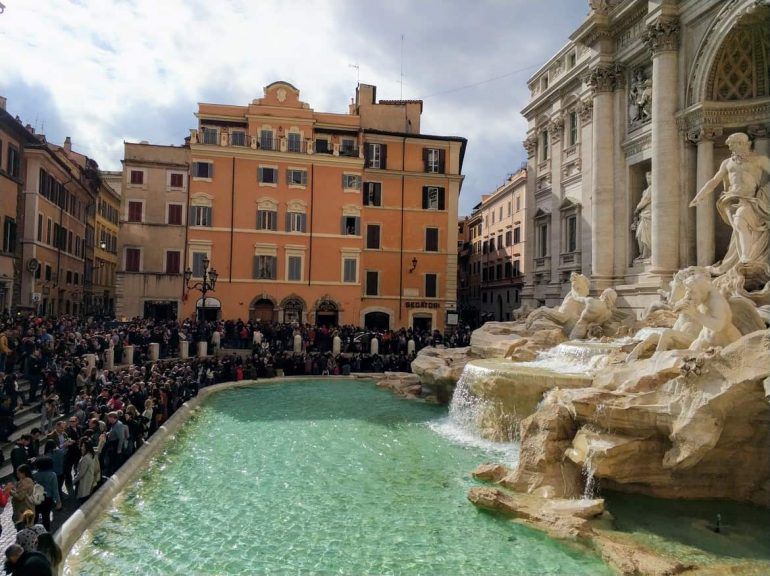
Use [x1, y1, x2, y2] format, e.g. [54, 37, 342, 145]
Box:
[0, 0, 587, 215]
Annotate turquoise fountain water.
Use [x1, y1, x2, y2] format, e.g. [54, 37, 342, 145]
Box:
[67, 379, 612, 575]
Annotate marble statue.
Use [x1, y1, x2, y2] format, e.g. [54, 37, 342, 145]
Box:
[569, 288, 620, 339]
[632, 171, 652, 261]
[690, 132, 770, 276]
[674, 269, 742, 351]
[525, 272, 589, 336]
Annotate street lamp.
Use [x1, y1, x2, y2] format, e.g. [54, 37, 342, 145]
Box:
[184, 256, 218, 320]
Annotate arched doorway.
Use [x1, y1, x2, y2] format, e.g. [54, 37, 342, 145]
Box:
[281, 295, 305, 324]
[315, 299, 339, 327]
[195, 297, 221, 321]
[250, 298, 276, 323]
[364, 311, 390, 330]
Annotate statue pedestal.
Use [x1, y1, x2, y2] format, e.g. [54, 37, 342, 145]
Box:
[197, 341, 208, 358]
[179, 340, 189, 359]
[149, 343, 160, 361]
[123, 345, 134, 366]
[105, 348, 114, 370]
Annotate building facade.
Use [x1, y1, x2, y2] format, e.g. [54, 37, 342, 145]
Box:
[478, 169, 527, 321]
[183, 81, 465, 330]
[521, 0, 770, 314]
[0, 98, 31, 312]
[115, 143, 189, 320]
[91, 176, 120, 316]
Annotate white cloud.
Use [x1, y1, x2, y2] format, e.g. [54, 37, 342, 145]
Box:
[0, 0, 585, 214]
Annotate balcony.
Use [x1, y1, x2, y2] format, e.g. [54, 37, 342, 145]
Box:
[534, 256, 551, 270]
[559, 251, 581, 268]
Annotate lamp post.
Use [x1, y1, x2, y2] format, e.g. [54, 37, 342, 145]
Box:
[184, 256, 218, 321]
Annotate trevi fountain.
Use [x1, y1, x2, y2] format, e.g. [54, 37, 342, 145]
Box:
[411, 132, 770, 574]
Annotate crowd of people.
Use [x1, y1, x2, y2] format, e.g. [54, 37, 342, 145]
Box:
[0, 312, 469, 574]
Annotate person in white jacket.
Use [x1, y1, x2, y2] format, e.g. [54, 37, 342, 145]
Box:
[73, 439, 100, 504]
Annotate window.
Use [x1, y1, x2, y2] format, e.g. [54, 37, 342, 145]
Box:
[286, 212, 306, 233]
[287, 132, 302, 153]
[74, 272, 79, 285]
[125, 248, 141, 272]
[44, 265, 52, 281]
[6, 146, 20, 178]
[315, 138, 330, 154]
[540, 130, 549, 161]
[366, 224, 381, 249]
[169, 172, 184, 189]
[499, 207, 503, 220]
[566, 214, 578, 253]
[164, 251, 180, 274]
[127, 201, 143, 222]
[497, 235, 503, 249]
[482, 241, 488, 254]
[46, 219, 52, 244]
[342, 174, 361, 190]
[425, 228, 439, 252]
[425, 273, 437, 298]
[505, 231, 512, 246]
[129, 170, 144, 185]
[516, 196, 521, 212]
[365, 143, 386, 169]
[37, 214, 43, 242]
[538, 223, 549, 258]
[422, 186, 445, 210]
[424, 148, 445, 173]
[287, 255, 302, 281]
[202, 127, 218, 145]
[260, 129, 274, 151]
[568, 50, 577, 69]
[507, 202, 511, 216]
[342, 216, 360, 236]
[66, 271, 72, 284]
[286, 169, 307, 186]
[513, 227, 521, 244]
[513, 260, 521, 276]
[252, 255, 276, 279]
[343, 258, 357, 283]
[257, 209, 278, 230]
[341, 138, 356, 156]
[505, 261, 512, 278]
[193, 162, 213, 179]
[168, 204, 183, 225]
[491, 211, 495, 224]
[2, 217, 16, 253]
[192, 252, 208, 277]
[542, 75, 549, 90]
[569, 111, 578, 147]
[365, 271, 379, 296]
[68, 230, 73, 253]
[259, 167, 277, 185]
[363, 182, 382, 206]
[190, 205, 212, 227]
[230, 131, 246, 147]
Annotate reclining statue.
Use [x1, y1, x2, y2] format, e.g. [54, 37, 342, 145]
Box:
[525, 272, 589, 336]
[569, 288, 620, 340]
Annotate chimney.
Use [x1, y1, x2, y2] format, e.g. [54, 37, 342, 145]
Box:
[64, 136, 72, 152]
[0, 96, 6, 110]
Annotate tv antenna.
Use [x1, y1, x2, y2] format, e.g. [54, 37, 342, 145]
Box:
[349, 63, 360, 86]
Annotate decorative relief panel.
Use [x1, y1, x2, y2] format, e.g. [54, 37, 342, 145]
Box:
[628, 67, 652, 130]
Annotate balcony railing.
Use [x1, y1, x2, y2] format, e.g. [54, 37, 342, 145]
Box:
[192, 129, 348, 157]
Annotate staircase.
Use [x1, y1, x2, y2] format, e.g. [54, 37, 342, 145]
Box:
[0, 377, 52, 480]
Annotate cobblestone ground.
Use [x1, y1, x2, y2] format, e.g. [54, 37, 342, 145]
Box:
[0, 484, 82, 551]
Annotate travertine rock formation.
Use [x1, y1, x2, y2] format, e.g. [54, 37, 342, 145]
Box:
[410, 346, 474, 387]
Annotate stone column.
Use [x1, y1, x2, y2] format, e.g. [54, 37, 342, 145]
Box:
[123, 345, 134, 366]
[548, 114, 564, 289]
[644, 17, 681, 276]
[587, 64, 619, 284]
[149, 342, 160, 361]
[105, 348, 114, 370]
[84, 354, 96, 370]
[197, 341, 208, 358]
[179, 340, 189, 359]
[332, 335, 341, 355]
[407, 339, 415, 355]
[293, 334, 302, 354]
[370, 337, 379, 355]
[689, 127, 721, 267]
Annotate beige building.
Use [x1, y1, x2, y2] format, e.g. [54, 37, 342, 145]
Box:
[478, 169, 527, 321]
[521, 0, 770, 313]
[91, 175, 120, 316]
[116, 143, 189, 320]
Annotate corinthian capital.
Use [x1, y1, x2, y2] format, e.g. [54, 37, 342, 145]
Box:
[686, 126, 723, 145]
[643, 17, 680, 54]
[577, 98, 593, 122]
[548, 115, 565, 142]
[586, 64, 622, 94]
[523, 134, 538, 158]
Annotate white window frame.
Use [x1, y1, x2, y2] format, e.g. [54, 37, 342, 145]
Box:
[259, 165, 278, 187]
[128, 168, 147, 188]
[257, 209, 277, 231]
[126, 199, 145, 223]
[287, 212, 305, 233]
[286, 253, 304, 282]
[426, 149, 440, 173]
[167, 171, 186, 190]
[368, 143, 382, 168]
[166, 202, 185, 226]
[201, 126, 219, 145]
[286, 168, 308, 187]
[230, 130, 247, 147]
[342, 173, 362, 191]
[192, 161, 213, 180]
[189, 247, 211, 278]
[190, 205, 212, 227]
[287, 131, 302, 153]
[426, 186, 440, 210]
[124, 246, 143, 272]
[341, 255, 359, 284]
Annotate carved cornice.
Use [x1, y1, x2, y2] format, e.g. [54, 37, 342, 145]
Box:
[621, 132, 652, 157]
[686, 127, 723, 145]
[523, 134, 538, 157]
[747, 124, 769, 138]
[643, 17, 680, 54]
[677, 98, 770, 134]
[586, 64, 624, 94]
[577, 98, 594, 122]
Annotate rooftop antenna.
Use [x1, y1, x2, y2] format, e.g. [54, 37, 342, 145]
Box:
[399, 34, 405, 98]
[349, 63, 360, 86]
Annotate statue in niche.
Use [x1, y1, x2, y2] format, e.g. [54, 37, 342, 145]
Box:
[628, 68, 652, 128]
[691, 132, 770, 278]
[525, 272, 589, 336]
[631, 171, 652, 261]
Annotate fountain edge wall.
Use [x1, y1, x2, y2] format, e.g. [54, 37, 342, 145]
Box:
[55, 376, 373, 557]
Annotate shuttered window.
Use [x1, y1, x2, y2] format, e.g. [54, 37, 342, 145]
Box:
[189, 206, 212, 227]
[253, 255, 277, 279]
[193, 162, 213, 178]
[168, 204, 183, 225]
[365, 271, 379, 296]
[422, 148, 445, 173]
[165, 251, 181, 274]
[366, 224, 381, 249]
[363, 182, 382, 206]
[259, 167, 277, 184]
[192, 252, 207, 277]
[127, 201, 143, 222]
[286, 212, 306, 233]
[421, 186, 445, 210]
[286, 169, 307, 186]
[425, 228, 439, 252]
[365, 143, 387, 169]
[257, 210, 278, 230]
[341, 216, 361, 236]
[125, 248, 141, 272]
[425, 273, 437, 298]
[343, 258, 357, 283]
[287, 256, 302, 281]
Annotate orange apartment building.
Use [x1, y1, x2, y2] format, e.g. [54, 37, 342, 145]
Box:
[183, 81, 466, 330]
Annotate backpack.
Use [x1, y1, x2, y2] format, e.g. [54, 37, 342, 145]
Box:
[29, 483, 45, 505]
